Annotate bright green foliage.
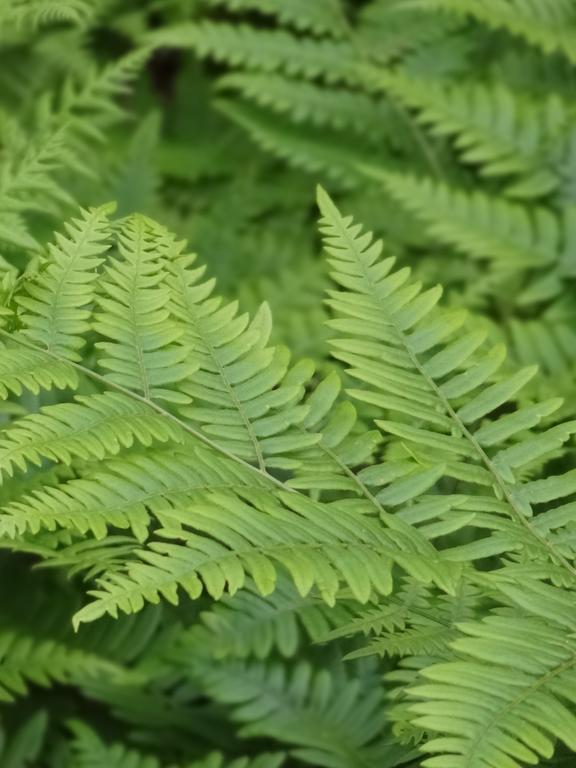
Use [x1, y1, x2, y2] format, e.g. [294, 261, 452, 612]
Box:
[168, 254, 318, 468]
[17, 205, 113, 360]
[2, 187, 576, 767]
[1, 3, 576, 768]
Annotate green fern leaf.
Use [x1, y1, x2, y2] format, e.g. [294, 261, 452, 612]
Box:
[379, 72, 567, 197]
[0, 446, 263, 542]
[168, 253, 318, 469]
[217, 100, 391, 183]
[68, 720, 285, 768]
[203, 0, 348, 38]
[217, 74, 397, 141]
[198, 658, 412, 768]
[0, 0, 92, 29]
[419, 0, 576, 64]
[16, 204, 113, 361]
[150, 23, 361, 86]
[412, 614, 576, 767]
[94, 216, 194, 402]
[317, 187, 576, 581]
[377, 173, 560, 269]
[0, 629, 121, 702]
[0, 346, 77, 398]
[0, 392, 185, 477]
[167, 575, 355, 660]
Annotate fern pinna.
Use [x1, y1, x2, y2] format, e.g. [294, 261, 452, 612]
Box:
[0, 190, 575, 768]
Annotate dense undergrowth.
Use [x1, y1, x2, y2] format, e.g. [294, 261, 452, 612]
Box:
[1, 1, 576, 767]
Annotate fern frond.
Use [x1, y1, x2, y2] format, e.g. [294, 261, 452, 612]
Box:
[168, 576, 356, 660]
[0, 710, 48, 767]
[94, 215, 193, 403]
[56, 47, 153, 145]
[418, 0, 576, 63]
[218, 74, 396, 141]
[198, 658, 410, 768]
[71, 490, 391, 623]
[168, 253, 318, 469]
[67, 722, 165, 768]
[203, 0, 348, 38]
[288, 371, 383, 500]
[73, 485, 459, 626]
[0, 121, 75, 226]
[0, 346, 77, 398]
[0, 48, 153, 244]
[380, 73, 568, 197]
[16, 204, 113, 361]
[317, 187, 576, 581]
[412, 613, 576, 767]
[343, 581, 480, 661]
[0, 392, 185, 478]
[68, 721, 286, 768]
[357, 0, 463, 64]
[152, 23, 361, 86]
[510, 313, 576, 378]
[378, 173, 560, 269]
[296, 373, 475, 530]
[0, 446, 262, 542]
[0, 0, 92, 29]
[217, 100, 390, 183]
[0, 628, 121, 702]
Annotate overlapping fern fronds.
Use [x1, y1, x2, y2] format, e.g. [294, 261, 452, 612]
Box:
[2, 2, 576, 764]
[0, 205, 458, 633]
[2, 191, 576, 766]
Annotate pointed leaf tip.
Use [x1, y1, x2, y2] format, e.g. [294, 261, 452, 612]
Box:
[316, 185, 337, 216]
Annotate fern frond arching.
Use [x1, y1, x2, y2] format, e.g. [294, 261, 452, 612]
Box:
[0, 627, 122, 702]
[72, 492, 391, 624]
[218, 74, 396, 141]
[152, 23, 361, 86]
[412, 613, 576, 767]
[0, 392, 185, 478]
[166, 575, 356, 661]
[197, 658, 410, 768]
[317, 187, 576, 581]
[0, 445, 264, 542]
[217, 100, 390, 184]
[0, 346, 77, 398]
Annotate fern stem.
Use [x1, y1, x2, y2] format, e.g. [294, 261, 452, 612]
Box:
[305, 432, 389, 515]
